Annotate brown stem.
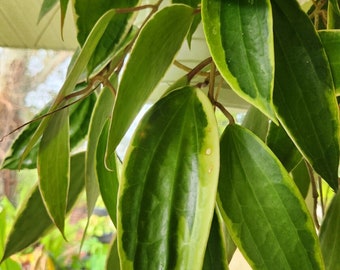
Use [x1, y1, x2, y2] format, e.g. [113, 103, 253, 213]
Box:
[306, 161, 320, 229]
[187, 57, 212, 82]
[215, 101, 235, 125]
[173, 60, 209, 77]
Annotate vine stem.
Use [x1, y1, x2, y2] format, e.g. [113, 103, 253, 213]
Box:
[215, 101, 235, 124]
[306, 161, 320, 229]
[187, 57, 212, 82]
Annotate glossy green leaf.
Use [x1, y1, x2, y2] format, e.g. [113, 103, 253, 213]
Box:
[1, 152, 86, 261]
[38, 0, 58, 22]
[86, 86, 115, 218]
[106, 234, 120, 270]
[203, 210, 229, 270]
[266, 121, 302, 172]
[2, 92, 95, 170]
[97, 120, 119, 226]
[73, 0, 138, 73]
[20, 9, 117, 166]
[202, 0, 276, 121]
[118, 86, 219, 269]
[319, 30, 340, 95]
[38, 108, 70, 235]
[320, 192, 340, 270]
[218, 124, 324, 270]
[106, 4, 194, 163]
[272, 0, 340, 190]
[242, 106, 269, 142]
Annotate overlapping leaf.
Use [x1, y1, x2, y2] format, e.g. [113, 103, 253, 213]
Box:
[106, 4, 194, 164]
[86, 86, 115, 219]
[117, 87, 219, 269]
[319, 30, 340, 95]
[218, 124, 324, 269]
[1, 152, 85, 261]
[2, 93, 96, 170]
[320, 192, 340, 270]
[272, 0, 340, 190]
[73, 0, 138, 73]
[202, 0, 276, 121]
[38, 108, 70, 235]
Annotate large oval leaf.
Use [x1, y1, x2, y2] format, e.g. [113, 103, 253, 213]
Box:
[319, 191, 340, 270]
[106, 4, 194, 163]
[319, 30, 340, 95]
[1, 152, 85, 261]
[272, 0, 340, 191]
[218, 124, 324, 270]
[201, 0, 276, 121]
[38, 108, 70, 235]
[117, 86, 219, 269]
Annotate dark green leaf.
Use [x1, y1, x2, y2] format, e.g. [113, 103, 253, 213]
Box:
[272, 0, 340, 190]
[202, 0, 276, 121]
[73, 0, 138, 73]
[218, 124, 324, 269]
[106, 5, 194, 163]
[203, 210, 229, 270]
[319, 30, 340, 95]
[38, 108, 70, 235]
[320, 192, 340, 270]
[1, 152, 86, 261]
[266, 121, 302, 172]
[60, 0, 69, 37]
[327, 3, 340, 29]
[118, 87, 219, 269]
[329, 0, 340, 16]
[97, 120, 119, 226]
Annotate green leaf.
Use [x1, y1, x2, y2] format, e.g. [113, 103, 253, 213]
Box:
[320, 192, 340, 270]
[1, 152, 86, 261]
[327, 3, 340, 29]
[266, 121, 302, 172]
[118, 86, 219, 269]
[272, 0, 340, 191]
[106, 4, 194, 163]
[241, 106, 269, 142]
[319, 30, 340, 95]
[38, 108, 70, 235]
[106, 235, 120, 270]
[203, 210, 229, 270]
[86, 86, 115, 219]
[218, 124, 324, 270]
[38, 0, 58, 22]
[73, 0, 138, 73]
[2, 92, 96, 170]
[329, 0, 340, 16]
[60, 0, 69, 37]
[201, 0, 276, 121]
[97, 120, 119, 226]
[19, 9, 117, 166]
[291, 160, 311, 199]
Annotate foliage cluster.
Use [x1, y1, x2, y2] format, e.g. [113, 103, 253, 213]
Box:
[1, 0, 340, 269]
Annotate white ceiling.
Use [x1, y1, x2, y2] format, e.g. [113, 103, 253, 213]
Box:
[0, 1, 249, 109]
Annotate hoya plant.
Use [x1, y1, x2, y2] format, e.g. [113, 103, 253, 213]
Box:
[1, 0, 340, 269]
